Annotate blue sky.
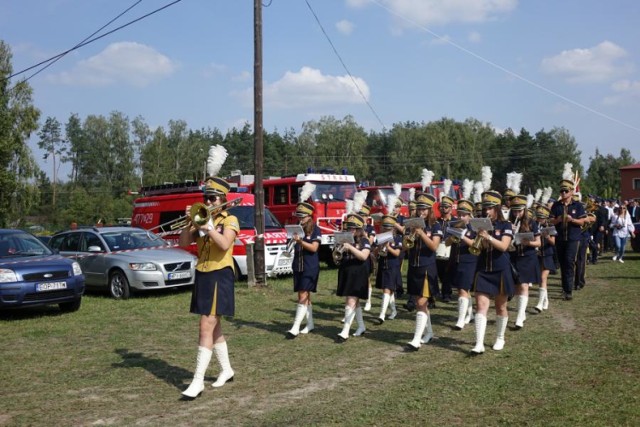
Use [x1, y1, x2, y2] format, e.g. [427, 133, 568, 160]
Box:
[4, 0, 640, 180]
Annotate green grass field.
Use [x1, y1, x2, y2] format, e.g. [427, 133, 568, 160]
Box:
[1, 250, 639, 426]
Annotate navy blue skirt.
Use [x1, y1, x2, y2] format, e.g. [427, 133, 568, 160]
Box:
[513, 254, 542, 284]
[539, 254, 557, 273]
[452, 262, 476, 291]
[473, 268, 514, 297]
[293, 269, 319, 293]
[337, 260, 369, 299]
[375, 266, 402, 291]
[407, 264, 438, 298]
[190, 267, 235, 316]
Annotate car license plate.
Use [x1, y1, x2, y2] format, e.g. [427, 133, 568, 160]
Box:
[169, 271, 191, 280]
[36, 282, 67, 292]
[278, 258, 291, 266]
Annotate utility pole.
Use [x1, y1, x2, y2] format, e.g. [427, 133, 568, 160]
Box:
[253, 0, 266, 287]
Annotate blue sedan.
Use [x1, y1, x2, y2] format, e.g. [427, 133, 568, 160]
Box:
[0, 229, 85, 312]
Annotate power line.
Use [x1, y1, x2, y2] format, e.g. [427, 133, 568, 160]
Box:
[5, 0, 183, 82]
[304, 0, 386, 129]
[369, 0, 640, 134]
[23, 0, 143, 84]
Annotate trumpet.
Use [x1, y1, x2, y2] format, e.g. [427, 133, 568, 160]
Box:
[445, 226, 466, 246]
[158, 198, 242, 231]
[282, 238, 297, 258]
[403, 232, 416, 249]
[332, 244, 347, 265]
[468, 234, 484, 256]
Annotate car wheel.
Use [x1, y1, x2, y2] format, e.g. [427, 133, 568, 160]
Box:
[109, 270, 131, 299]
[59, 298, 82, 313]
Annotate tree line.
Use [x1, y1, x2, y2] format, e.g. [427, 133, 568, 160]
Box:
[1, 41, 636, 230]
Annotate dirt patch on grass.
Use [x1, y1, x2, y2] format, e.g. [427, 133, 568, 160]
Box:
[551, 309, 576, 331]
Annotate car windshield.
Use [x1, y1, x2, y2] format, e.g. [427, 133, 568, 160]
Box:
[0, 232, 53, 258]
[228, 206, 283, 230]
[102, 229, 168, 251]
[312, 183, 357, 202]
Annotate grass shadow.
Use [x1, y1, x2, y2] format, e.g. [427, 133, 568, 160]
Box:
[112, 348, 193, 391]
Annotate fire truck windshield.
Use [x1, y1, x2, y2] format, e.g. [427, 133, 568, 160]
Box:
[312, 183, 357, 202]
[228, 206, 283, 230]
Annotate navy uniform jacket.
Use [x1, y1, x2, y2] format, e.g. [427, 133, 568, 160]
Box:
[550, 200, 587, 242]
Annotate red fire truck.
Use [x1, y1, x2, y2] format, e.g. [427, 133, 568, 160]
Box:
[363, 181, 463, 220]
[130, 181, 292, 279]
[244, 172, 358, 266]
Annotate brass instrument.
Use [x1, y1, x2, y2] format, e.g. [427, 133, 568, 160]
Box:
[151, 197, 243, 232]
[403, 232, 416, 249]
[469, 215, 492, 256]
[468, 234, 484, 256]
[282, 238, 297, 258]
[332, 244, 346, 265]
[445, 221, 466, 246]
[508, 217, 521, 252]
[402, 217, 425, 250]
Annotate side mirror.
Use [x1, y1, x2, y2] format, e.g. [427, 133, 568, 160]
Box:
[88, 246, 103, 252]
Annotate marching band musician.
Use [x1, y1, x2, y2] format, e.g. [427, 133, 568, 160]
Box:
[549, 179, 587, 301]
[508, 195, 541, 330]
[448, 199, 478, 330]
[405, 193, 443, 351]
[574, 195, 594, 291]
[534, 204, 555, 312]
[470, 190, 514, 354]
[393, 197, 409, 298]
[358, 204, 376, 312]
[373, 215, 403, 324]
[286, 202, 321, 338]
[179, 177, 240, 399]
[336, 214, 372, 342]
[436, 195, 457, 303]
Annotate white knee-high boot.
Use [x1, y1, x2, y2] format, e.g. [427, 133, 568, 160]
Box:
[535, 288, 547, 313]
[364, 287, 372, 311]
[389, 294, 397, 319]
[378, 293, 391, 323]
[466, 299, 475, 324]
[471, 313, 487, 354]
[211, 341, 234, 388]
[182, 346, 212, 398]
[354, 306, 366, 336]
[421, 311, 434, 343]
[455, 297, 470, 330]
[300, 304, 314, 334]
[287, 304, 308, 337]
[515, 295, 528, 329]
[493, 315, 508, 351]
[337, 306, 355, 341]
[407, 311, 428, 350]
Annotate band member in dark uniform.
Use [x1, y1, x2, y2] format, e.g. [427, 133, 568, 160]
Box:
[359, 204, 376, 312]
[180, 177, 240, 399]
[471, 190, 514, 354]
[374, 215, 402, 324]
[436, 195, 457, 303]
[574, 207, 595, 291]
[534, 204, 555, 312]
[404, 193, 443, 351]
[286, 202, 321, 338]
[591, 198, 608, 264]
[336, 214, 372, 341]
[550, 180, 587, 301]
[508, 195, 541, 330]
[448, 199, 478, 330]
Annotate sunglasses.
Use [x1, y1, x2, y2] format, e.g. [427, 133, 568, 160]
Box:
[560, 189, 570, 194]
[204, 195, 220, 202]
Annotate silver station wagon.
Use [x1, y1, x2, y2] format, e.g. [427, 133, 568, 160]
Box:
[50, 227, 196, 299]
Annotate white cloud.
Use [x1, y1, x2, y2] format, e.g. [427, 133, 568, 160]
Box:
[540, 41, 633, 84]
[46, 42, 177, 87]
[347, 0, 517, 26]
[603, 79, 640, 105]
[336, 19, 355, 35]
[468, 31, 482, 43]
[232, 71, 252, 82]
[234, 66, 370, 109]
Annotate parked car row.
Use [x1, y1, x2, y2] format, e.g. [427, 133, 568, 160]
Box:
[1, 226, 197, 314]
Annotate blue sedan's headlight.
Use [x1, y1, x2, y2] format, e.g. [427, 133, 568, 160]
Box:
[129, 263, 157, 271]
[72, 262, 83, 276]
[0, 268, 18, 283]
